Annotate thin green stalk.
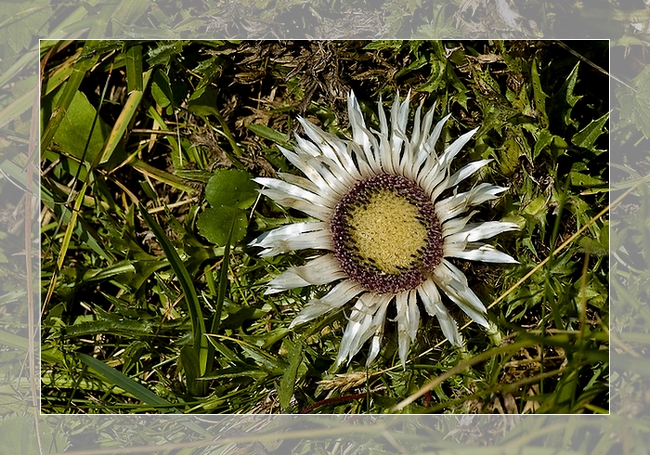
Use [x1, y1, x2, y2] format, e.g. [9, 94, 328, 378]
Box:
[138, 205, 208, 382]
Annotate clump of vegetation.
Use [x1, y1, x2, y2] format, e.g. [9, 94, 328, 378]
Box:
[41, 40, 608, 414]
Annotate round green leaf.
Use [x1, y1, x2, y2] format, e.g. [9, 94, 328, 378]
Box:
[206, 169, 258, 210]
[197, 206, 248, 246]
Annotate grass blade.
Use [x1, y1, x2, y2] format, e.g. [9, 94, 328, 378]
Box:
[211, 216, 235, 334]
[138, 205, 208, 377]
[206, 216, 235, 374]
[125, 44, 143, 93]
[43, 180, 89, 308]
[246, 123, 291, 147]
[97, 69, 152, 165]
[77, 353, 173, 410]
[129, 157, 196, 193]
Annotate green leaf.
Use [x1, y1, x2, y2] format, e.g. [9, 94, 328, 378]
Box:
[125, 44, 143, 93]
[278, 339, 303, 410]
[130, 157, 196, 193]
[395, 54, 427, 78]
[99, 69, 152, 165]
[560, 62, 582, 127]
[246, 123, 290, 146]
[213, 218, 233, 333]
[205, 168, 258, 210]
[0, 329, 27, 351]
[202, 366, 270, 379]
[576, 222, 608, 257]
[500, 137, 525, 174]
[138, 205, 208, 376]
[419, 59, 447, 93]
[82, 260, 135, 282]
[569, 170, 606, 188]
[0, 87, 36, 128]
[571, 112, 609, 151]
[180, 344, 205, 396]
[41, 42, 100, 152]
[47, 89, 111, 164]
[0, 415, 67, 455]
[533, 129, 554, 160]
[193, 55, 226, 87]
[522, 195, 547, 216]
[197, 206, 248, 247]
[531, 57, 549, 129]
[146, 41, 186, 66]
[187, 85, 219, 117]
[65, 318, 156, 338]
[206, 216, 235, 374]
[363, 40, 404, 51]
[78, 353, 173, 409]
[151, 69, 173, 108]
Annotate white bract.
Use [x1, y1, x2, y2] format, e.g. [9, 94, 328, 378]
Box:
[251, 91, 518, 368]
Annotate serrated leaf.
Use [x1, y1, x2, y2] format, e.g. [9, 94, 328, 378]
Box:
[419, 60, 447, 93]
[205, 168, 258, 209]
[395, 54, 427, 78]
[533, 129, 554, 160]
[197, 206, 248, 247]
[193, 55, 226, 86]
[577, 236, 608, 257]
[363, 41, 404, 51]
[146, 41, 186, 66]
[569, 171, 606, 188]
[560, 62, 582, 127]
[572, 112, 608, 150]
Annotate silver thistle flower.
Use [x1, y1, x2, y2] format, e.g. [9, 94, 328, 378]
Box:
[252, 91, 518, 368]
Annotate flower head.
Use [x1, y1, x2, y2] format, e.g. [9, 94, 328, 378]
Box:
[252, 91, 518, 368]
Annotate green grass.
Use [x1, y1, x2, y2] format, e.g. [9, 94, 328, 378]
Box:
[40, 40, 609, 414]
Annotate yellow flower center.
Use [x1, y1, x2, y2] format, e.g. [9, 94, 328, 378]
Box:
[330, 173, 442, 294]
[347, 189, 429, 275]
